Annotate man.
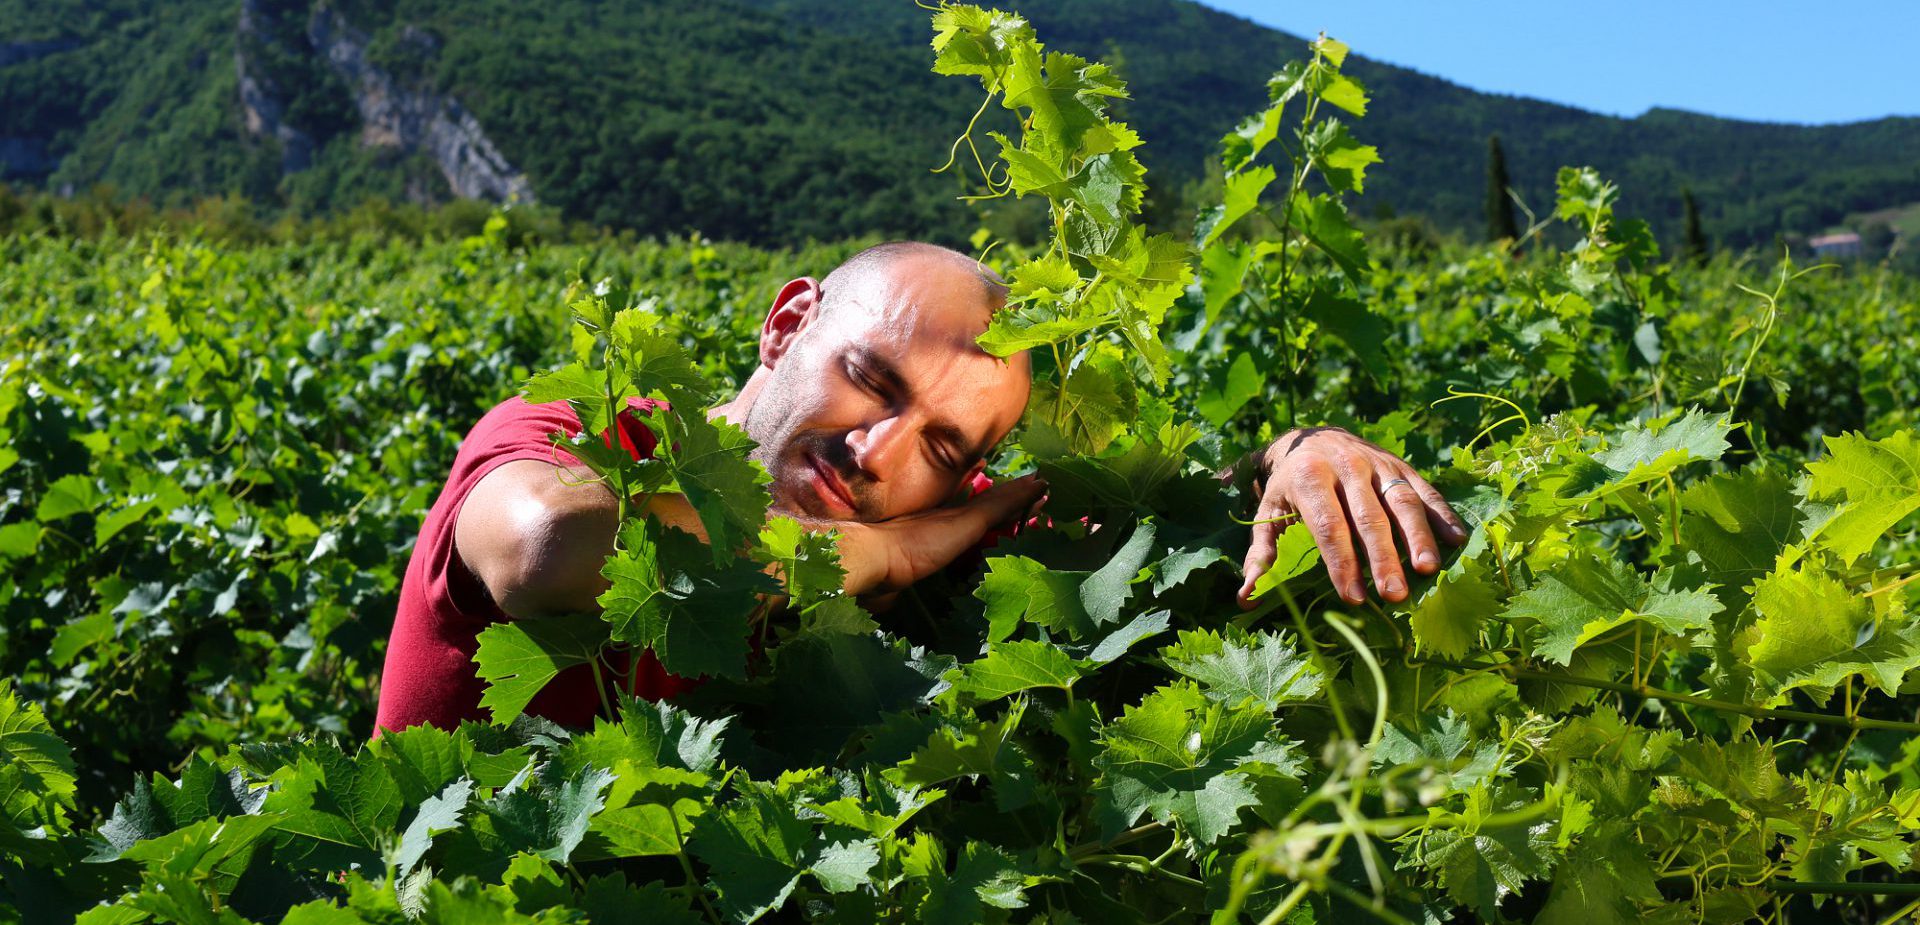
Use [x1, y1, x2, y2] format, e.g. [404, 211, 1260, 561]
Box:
[374, 242, 1465, 732]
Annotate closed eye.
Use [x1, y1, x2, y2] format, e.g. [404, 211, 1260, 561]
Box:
[846, 360, 884, 396]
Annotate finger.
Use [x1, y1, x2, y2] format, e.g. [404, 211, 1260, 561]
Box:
[1236, 496, 1287, 610]
[1339, 467, 1407, 603]
[1381, 473, 1442, 575]
[1290, 464, 1365, 605]
[1404, 470, 1469, 544]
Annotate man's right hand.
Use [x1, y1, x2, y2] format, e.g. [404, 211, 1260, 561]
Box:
[828, 473, 1048, 596]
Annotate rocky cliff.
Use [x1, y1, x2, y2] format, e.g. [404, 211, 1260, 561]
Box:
[230, 0, 531, 204]
[305, 6, 532, 204]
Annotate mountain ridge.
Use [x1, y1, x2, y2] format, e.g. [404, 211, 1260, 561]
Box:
[2, 0, 1914, 248]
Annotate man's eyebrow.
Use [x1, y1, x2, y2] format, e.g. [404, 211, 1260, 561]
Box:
[852, 346, 913, 401]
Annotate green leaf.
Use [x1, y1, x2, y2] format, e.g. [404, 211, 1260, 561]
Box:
[1503, 555, 1721, 666]
[1374, 711, 1505, 792]
[1736, 567, 1920, 702]
[1317, 72, 1369, 117]
[1198, 242, 1254, 328]
[1084, 609, 1172, 664]
[1196, 351, 1263, 426]
[599, 523, 773, 681]
[1093, 682, 1294, 844]
[755, 516, 844, 604]
[1287, 193, 1369, 284]
[395, 777, 473, 878]
[920, 842, 1028, 925]
[1161, 629, 1323, 710]
[0, 683, 77, 830]
[1805, 430, 1920, 562]
[666, 414, 774, 566]
[1201, 165, 1273, 247]
[1247, 521, 1321, 600]
[947, 640, 1085, 701]
[1301, 287, 1391, 381]
[36, 474, 104, 522]
[1679, 467, 1804, 609]
[261, 750, 401, 858]
[1559, 410, 1732, 499]
[1399, 783, 1557, 921]
[888, 708, 1031, 805]
[1408, 558, 1501, 659]
[689, 782, 817, 924]
[1080, 520, 1157, 625]
[473, 613, 611, 725]
[611, 309, 711, 405]
[1303, 119, 1380, 194]
[486, 762, 615, 864]
[974, 556, 1093, 642]
[810, 838, 880, 893]
[1220, 102, 1284, 173]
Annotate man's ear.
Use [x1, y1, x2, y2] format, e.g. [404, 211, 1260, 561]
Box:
[761, 277, 822, 368]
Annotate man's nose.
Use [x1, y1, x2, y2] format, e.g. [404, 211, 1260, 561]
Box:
[847, 415, 911, 482]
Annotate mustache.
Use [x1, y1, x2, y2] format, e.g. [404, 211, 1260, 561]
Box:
[793, 431, 876, 518]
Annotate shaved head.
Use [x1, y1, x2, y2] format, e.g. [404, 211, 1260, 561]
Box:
[816, 241, 1008, 323]
[714, 241, 1031, 523]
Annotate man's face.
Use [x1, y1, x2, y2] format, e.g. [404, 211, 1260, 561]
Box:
[741, 255, 1029, 522]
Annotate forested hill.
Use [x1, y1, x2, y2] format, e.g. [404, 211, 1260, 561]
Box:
[4, 0, 1917, 248]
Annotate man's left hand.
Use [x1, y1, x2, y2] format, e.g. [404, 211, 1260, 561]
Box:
[1237, 427, 1467, 609]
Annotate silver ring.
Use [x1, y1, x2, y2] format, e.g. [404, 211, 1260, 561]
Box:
[1381, 478, 1412, 495]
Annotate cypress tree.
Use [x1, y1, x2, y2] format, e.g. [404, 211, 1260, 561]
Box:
[1682, 187, 1709, 265]
[1485, 134, 1520, 244]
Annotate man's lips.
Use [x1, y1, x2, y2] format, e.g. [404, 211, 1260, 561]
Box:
[804, 451, 858, 516]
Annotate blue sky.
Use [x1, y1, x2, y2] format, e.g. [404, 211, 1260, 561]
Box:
[1197, 1, 1917, 125]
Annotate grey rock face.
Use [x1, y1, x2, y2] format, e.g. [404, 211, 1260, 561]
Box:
[235, 0, 316, 174]
[306, 5, 533, 204]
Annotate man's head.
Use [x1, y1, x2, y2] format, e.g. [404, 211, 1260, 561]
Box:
[721, 242, 1030, 523]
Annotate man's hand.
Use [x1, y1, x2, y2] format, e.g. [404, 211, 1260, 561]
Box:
[1237, 427, 1466, 609]
[828, 474, 1048, 596]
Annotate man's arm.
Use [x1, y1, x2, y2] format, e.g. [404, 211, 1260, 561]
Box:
[1233, 427, 1467, 609]
[454, 459, 1047, 619]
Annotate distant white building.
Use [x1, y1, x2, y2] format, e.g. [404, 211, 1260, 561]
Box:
[1810, 232, 1864, 258]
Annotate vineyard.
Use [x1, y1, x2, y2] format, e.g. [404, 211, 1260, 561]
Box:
[4, 5, 1920, 923]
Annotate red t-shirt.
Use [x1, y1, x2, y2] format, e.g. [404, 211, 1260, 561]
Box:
[374, 396, 694, 734]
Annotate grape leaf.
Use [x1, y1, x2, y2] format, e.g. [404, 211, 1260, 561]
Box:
[1504, 555, 1721, 666]
[1678, 467, 1803, 609]
[1737, 567, 1920, 702]
[689, 783, 818, 924]
[1161, 630, 1323, 710]
[1247, 521, 1321, 601]
[1093, 682, 1290, 844]
[665, 414, 774, 566]
[947, 640, 1085, 701]
[1805, 430, 1920, 562]
[1399, 783, 1557, 921]
[474, 613, 611, 725]
[810, 839, 880, 894]
[974, 556, 1093, 642]
[1408, 557, 1501, 659]
[1080, 520, 1157, 625]
[395, 777, 473, 878]
[486, 763, 615, 864]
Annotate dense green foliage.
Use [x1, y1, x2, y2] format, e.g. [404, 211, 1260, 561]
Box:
[5, 5, 1920, 922]
[5, 0, 1920, 249]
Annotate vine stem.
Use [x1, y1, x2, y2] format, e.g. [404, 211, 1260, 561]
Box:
[1420, 658, 1920, 734]
[669, 804, 725, 925]
[1258, 883, 1314, 925]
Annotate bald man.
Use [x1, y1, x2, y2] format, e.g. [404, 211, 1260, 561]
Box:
[373, 242, 1464, 732]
